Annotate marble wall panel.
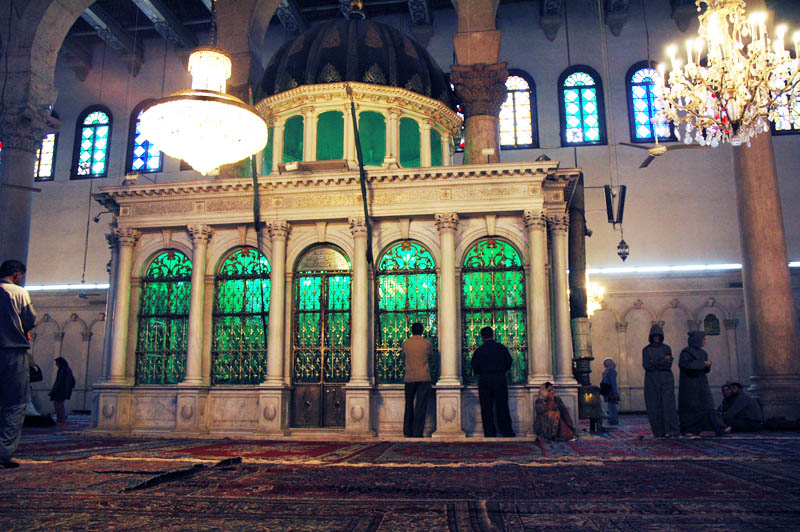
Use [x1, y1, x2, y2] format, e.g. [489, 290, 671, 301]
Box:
[131, 394, 177, 429]
[207, 393, 260, 429]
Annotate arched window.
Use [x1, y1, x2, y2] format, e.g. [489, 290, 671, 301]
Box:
[135, 250, 192, 384]
[358, 111, 386, 166]
[626, 62, 675, 143]
[375, 241, 438, 384]
[399, 117, 420, 168]
[430, 129, 443, 166]
[500, 69, 538, 149]
[283, 115, 304, 162]
[72, 105, 112, 179]
[212, 248, 271, 385]
[558, 66, 607, 146]
[127, 100, 163, 173]
[34, 133, 58, 181]
[461, 238, 527, 384]
[772, 88, 800, 135]
[316, 111, 344, 161]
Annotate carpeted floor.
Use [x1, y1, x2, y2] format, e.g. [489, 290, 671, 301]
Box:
[2, 415, 800, 531]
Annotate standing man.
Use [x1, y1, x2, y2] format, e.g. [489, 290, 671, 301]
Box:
[470, 326, 515, 437]
[642, 324, 681, 438]
[402, 322, 432, 437]
[679, 330, 728, 436]
[0, 260, 37, 468]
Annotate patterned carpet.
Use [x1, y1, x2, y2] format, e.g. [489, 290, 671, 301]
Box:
[2, 415, 800, 531]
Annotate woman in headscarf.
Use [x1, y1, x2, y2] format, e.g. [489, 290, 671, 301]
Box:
[601, 358, 620, 425]
[533, 382, 576, 441]
[678, 331, 727, 436]
[49, 357, 75, 424]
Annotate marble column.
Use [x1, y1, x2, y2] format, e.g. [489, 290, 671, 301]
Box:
[724, 318, 740, 383]
[732, 132, 800, 419]
[272, 121, 284, 173]
[100, 233, 120, 381]
[548, 214, 579, 423]
[420, 120, 433, 167]
[343, 104, 355, 165]
[182, 225, 213, 386]
[302, 106, 316, 161]
[441, 132, 451, 166]
[107, 228, 141, 384]
[524, 210, 553, 385]
[346, 218, 373, 435]
[387, 108, 401, 166]
[258, 220, 291, 435]
[432, 213, 465, 438]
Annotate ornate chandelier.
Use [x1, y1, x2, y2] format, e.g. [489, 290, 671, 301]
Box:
[655, 0, 800, 147]
[138, 2, 267, 175]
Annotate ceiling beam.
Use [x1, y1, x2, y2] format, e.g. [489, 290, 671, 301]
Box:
[275, 0, 307, 36]
[540, 0, 563, 42]
[131, 0, 198, 48]
[605, 0, 631, 37]
[82, 5, 144, 75]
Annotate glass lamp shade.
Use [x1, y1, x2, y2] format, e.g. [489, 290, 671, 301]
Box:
[617, 239, 630, 262]
[138, 48, 268, 176]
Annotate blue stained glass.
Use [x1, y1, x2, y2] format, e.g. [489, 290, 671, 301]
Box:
[131, 109, 162, 172]
[629, 67, 672, 141]
[75, 109, 111, 177]
[562, 72, 603, 146]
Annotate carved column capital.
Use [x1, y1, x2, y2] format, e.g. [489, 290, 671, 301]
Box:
[267, 220, 291, 240]
[547, 213, 569, 233]
[0, 105, 60, 153]
[187, 224, 214, 244]
[435, 213, 459, 232]
[523, 210, 547, 230]
[113, 228, 141, 247]
[82, 332, 93, 342]
[105, 232, 120, 250]
[724, 318, 739, 330]
[348, 217, 368, 237]
[449, 62, 508, 118]
[616, 322, 628, 333]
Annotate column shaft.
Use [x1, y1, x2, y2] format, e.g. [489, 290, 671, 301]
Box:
[524, 211, 552, 383]
[421, 120, 432, 167]
[349, 218, 369, 385]
[302, 108, 316, 161]
[266, 221, 290, 385]
[184, 225, 213, 385]
[436, 213, 459, 384]
[272, 122, 284, 173]
[549, 215, 574, 383]
[108, 228, 141, 383]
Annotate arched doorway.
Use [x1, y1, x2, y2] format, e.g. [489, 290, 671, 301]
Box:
[291, 245, 352, 427]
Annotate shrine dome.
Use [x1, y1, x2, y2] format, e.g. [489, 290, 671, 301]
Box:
[258, 17, 455, 110]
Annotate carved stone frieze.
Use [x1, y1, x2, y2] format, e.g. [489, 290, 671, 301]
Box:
[523, 210, 547, 230]
[267, 220, 291, 239]
[187, 224, 214, 244]
[449, 62, 509, 118]
[435, 212, 459, 232]
[113, 227, 141, 247]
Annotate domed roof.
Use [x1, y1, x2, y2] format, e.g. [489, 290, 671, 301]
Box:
[258, 18, 454, 110]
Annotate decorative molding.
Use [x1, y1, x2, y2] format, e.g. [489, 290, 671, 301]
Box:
[113, 228, 141, 247]
[547, 213, 569, 233]
[605, 0, 631, 37]
[187, 224, 214, 244]
[275, 0, 307, 36]
[540, 0, 563, 41]
[398, 218, 411, 239]
[267, 220, 291, 239]
[523, 210, 547, 230]
[615, 322, 628, 333]
[131, 0, 198, 48]
[0, 105, 60, 153]
[349, 217, 368, 237]
[449, 62, 509, 118]
[81, 5, 143, 76]
[434, 213, 459, 232]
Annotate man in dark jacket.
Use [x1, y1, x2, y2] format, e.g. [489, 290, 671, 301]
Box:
[470, 326, 514, 437]
[719, 382, 763, 432]
[678, 330, 727, 436]
[642, 324, 680, 437]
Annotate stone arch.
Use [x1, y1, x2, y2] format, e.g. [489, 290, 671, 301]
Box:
[693, 296, 732, 321]
[61, 313, 88, 412]
[132, 238, 193, 279]
[208, 230, 271, 274]
[248, 0, 283, 70]
[30, 314, 60, 411]
[455, 220, 528, 267]
[622, 300, 656, 324]
[655, 298, 694, 323]
[373, 222, 441, 268]
[622, 305, 655, 410]
[286, 226, 354, 270]
[85, 315, 107, 410]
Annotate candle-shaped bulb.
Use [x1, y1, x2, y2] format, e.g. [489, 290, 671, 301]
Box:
[686, 38, 694, 64]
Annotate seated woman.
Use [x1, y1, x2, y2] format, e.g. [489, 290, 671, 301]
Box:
[534, 382, 576, 441]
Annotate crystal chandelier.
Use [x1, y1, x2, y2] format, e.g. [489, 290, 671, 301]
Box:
[138, 2, 267, 175]
[585, 273, 605, 318]
[655, 0, 800, 147]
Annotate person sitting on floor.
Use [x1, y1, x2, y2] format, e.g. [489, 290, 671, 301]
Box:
[534, 382, 576, 442]
[718, 382, 763, 433]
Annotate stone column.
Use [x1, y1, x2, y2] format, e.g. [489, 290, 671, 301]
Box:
[432, 213, 465, 438]
[346, 218, 373, 435]
[387, 108, 401, 166]
[524, 210, 553, 385]
[100, 233, 120, 381]
[441, 132, 451, 166]
[732, 133, 800, 419]
[420, 119, 433, 167]
[449, 63, 508, 164]
[548, 214, 579, 422]
[0, 106, 59, 263]
[258, 220, 290, 435]
[107, 228, 141, 384]
[302, 106, 316, 161]
[343, 104, 355, 165]
[182, 225, 213, 386]
[272, 120, 284, 173]
[724, 318, 740, 383]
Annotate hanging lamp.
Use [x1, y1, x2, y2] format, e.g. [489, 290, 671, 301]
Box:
[138, 0, 268, 175]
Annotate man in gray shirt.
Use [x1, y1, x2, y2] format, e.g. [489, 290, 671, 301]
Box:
[0, 260, 37, 468]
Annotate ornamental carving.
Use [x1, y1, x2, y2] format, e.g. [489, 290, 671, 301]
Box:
[106, 233, 119, 250]
[0, 105, 60, 153]
[349, 217, 368, 237]
[435, 213, 459, 232]
[546, 213, 569, 233]
[449, 62, 509, 118]
[114, 227, 141, 247]
[187, 224, 214, 244]
[523, 210, 547, 230]
[267, 220, 291, 239]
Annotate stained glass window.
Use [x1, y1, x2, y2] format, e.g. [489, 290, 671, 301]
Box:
[375, 241, 438, 384]
[135, 250, 192, 384]
[212, 248, 271, 385]
[72, 106, 112, 178]
[358, 111, 385, 166]
[316, 111, 344, 161]
[262, 126, 274, 174]
[283, 115, 304, 163]
[34, 133, 57, 181]
[127, 102, 162, 173]
[773, 88, 800, 135]
[461, 239, 527, 384]
[626, 62, 675, 143]
[500, 70, 538, 149]
[430, 129, 443, 166]
[399, 117, 420, 168]
[293, 246, 352, 385]
[559, 66, 607, 146]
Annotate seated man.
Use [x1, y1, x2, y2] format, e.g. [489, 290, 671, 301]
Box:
[534, 382, 576, 442]
[718, 382, 763, 433]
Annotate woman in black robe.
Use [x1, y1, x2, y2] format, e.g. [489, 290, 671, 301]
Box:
[678, 331, 727, 436]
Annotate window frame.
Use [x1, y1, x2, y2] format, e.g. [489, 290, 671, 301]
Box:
[126, 99, 163, 174]
[500, 68, 539, 150]
[770, 88, 800, 136]
[558, 65, 608, 147]
[34, 133, 58, 182]
[71, 105, 113, 179]
[625, 61, 677, 143]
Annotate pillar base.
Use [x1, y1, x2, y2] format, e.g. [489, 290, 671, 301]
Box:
[554, 380, 580, 431]
[431, 385, 465, 439]
[345, 385, 375, 437]
[175, 387, 209, 433]
[92, 383, 133, 432]
[748, 374, 800, 421]
[256, 385, 290, 436]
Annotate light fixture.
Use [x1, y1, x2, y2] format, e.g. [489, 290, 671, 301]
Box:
[585, 272, 605, 317]
[617, 238, 630, 261]
[138, 1, 267, 175]
[655, 0, 800, 147]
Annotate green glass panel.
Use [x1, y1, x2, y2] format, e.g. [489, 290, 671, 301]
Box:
[430, 129, 442, 166]
[135, 250, 192, 384]
[262, 127, 274, 174]
[211, 247, 271, 385]
[461, 239, 527, 384]
[316, 111, 344, 161]
[399, 117, 420, 168]
[283, 115, 303, 163]
[358, 111, 385, 166]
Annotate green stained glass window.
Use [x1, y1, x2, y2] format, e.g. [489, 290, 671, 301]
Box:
[72, 106, 112, 179]
[316, 111, 344, 161]
[135, 250, 192, 384]
[293, 246, 351, 384]
[262, 126, 274, 175]
[212, 248, 271, 385]
[375, 241, 438, 384]
[430, 129, 442, 166]
[559, 67, 606, 147]
[358, 111, 385, 166]
[283, 115, 304, 163]
[399, 117, 420, 168]
[461, 238, 527, 384]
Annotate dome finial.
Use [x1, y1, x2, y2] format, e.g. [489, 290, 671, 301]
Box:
[348, 0, 366, 20]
